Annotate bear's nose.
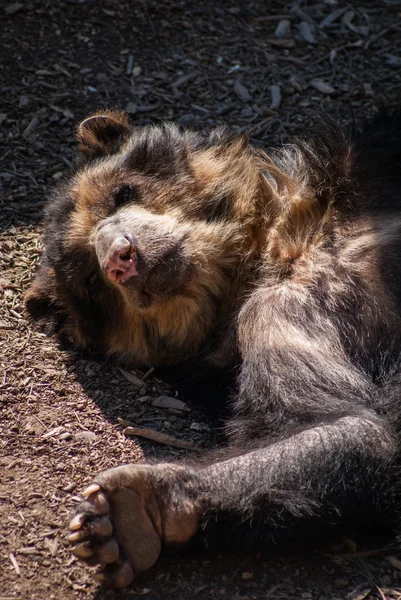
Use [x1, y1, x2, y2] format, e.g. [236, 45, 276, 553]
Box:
[102, 234, 138, 283]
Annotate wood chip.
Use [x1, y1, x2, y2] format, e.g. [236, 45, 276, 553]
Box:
[44, 537, 59, 556]
[319, 7, 347, 28]
[53, 64, 72, 78]
[234, 80, 252, 102]
[172, 71, 199, 88]
[22, 116, 40, 138]
[310, 79, 335, 94]
[265, 38, 295, 48]
[126, 54, 134, 76]
[385, 54, 401, 67]
[42, 426, 64, 439]
[151, 396, 189, 411]
[123, 426, 200, 450]
[299, 21, 316, 44]
[275, 19, 291, 38]
[119, 368, 143, 387]
[16, 547, 37, 555]
[9, 553, 20, 575]
[269, 85, 281, 110]
[342, 10, 369, 36]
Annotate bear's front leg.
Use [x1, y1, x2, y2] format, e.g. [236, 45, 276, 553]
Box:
[68, 464, 201, 589]
[68, 414, 396, 590]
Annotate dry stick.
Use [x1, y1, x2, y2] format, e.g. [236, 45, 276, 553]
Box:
[123, 426, 201, 451]
[9, 553, 20, 576]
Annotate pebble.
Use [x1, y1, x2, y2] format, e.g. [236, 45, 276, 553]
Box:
[74, 431, 96, 442]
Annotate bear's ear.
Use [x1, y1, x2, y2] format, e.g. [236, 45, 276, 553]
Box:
[24, 267, 57, 322]
[76, 110, 132, 161]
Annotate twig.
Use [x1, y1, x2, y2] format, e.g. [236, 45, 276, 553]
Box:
[123, 426, 201, 451]
[10, 553, 20, 575]
[142, 366, 155, 380]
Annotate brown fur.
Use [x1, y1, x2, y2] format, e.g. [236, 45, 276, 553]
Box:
[25, 110, 401, 371]
[28, 108, 401, 588]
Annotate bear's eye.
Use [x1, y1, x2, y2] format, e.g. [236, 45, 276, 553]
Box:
[115, 185, 134, 207]
[86, 272, 99, 288]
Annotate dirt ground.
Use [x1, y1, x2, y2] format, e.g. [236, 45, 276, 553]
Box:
[2, 1, 401, 598]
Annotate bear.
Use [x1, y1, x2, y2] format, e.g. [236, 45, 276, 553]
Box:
[26, 107, 401, 589]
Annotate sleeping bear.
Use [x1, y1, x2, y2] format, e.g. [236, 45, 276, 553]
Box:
[26, 108, 401, 588]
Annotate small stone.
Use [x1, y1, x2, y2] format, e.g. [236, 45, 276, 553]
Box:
[59, 432, 72, 441]
[74, 431, 96, 442]
[241, 571, 254, 580]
